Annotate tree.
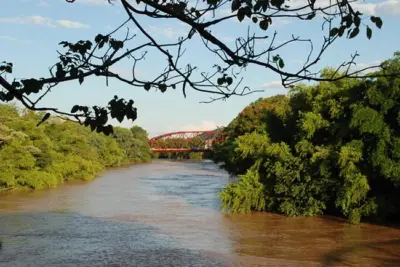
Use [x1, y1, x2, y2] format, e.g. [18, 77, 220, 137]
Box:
[215, 54, 400, 224]
[0, 0, 397, 135]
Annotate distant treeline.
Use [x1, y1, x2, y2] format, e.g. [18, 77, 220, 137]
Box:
[0, 105, 151, 192]
[213, 53, 400, 224]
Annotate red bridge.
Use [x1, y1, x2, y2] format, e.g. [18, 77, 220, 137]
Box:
[148, 130, 225, 153]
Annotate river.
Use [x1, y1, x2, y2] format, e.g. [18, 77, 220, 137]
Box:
[0, 160, 399, 266]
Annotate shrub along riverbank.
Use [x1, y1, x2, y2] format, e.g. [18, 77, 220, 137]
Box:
[0, 105, 152, 192]
[213, 53, 400, 224]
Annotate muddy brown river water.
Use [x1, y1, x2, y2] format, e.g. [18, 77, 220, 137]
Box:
[0, 160, 399, 266]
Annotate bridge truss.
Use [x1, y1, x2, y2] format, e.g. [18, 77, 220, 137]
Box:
[148, 130, 225, 153]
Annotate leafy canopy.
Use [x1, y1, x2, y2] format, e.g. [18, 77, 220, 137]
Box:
[214, 53, 400, 224]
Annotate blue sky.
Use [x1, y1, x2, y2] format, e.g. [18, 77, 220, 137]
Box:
[1, 0, 399, 136]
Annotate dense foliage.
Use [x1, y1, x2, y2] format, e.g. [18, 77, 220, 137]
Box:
[0, 105, 151, 192]
[214, 53, 400, 224]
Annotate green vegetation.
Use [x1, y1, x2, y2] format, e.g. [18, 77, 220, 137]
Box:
[214, 53, 400, 224]
[0, 105, 151, 192]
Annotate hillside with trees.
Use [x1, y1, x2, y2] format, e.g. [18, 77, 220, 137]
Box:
[0, 105, 151, 193]
[213, 53, 400, 224]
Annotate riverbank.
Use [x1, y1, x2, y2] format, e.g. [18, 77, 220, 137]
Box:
[0, 104, 153, 193]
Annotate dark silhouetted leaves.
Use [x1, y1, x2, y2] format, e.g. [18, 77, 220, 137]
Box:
[226, 77, 233, 85]
[108, 96, 137, 129]
[95, 34, 109, 49]
[349, 27, 359, 39]
[0, 92, 14, 102]
[36, 113, 51, 127]
[279, 58, 285, 68]
[70, 105, 89, 114]
[354, 16, 361, 27]
[338, 26, 346, 37]
[21, 79, 44, 95]
[306, 12, 316, 20]
[144, 83, 151, 91]
[159, 84, 167, 93]
[78, 70, 84, 84]
[272, 55, 280, 63]
[237, 6, 251, 22]
[70, 66, 78, 77]
[371, 16, 383, 29]
[330, 28, 339, 37]
[259, 19, 269, 31]
[271, 0, 284, 8]
[231, 0, 240, 12]
[207, 0, 219, 5]
[0, 62, 13, 73]
[252, 17, 258, 23]
[110, 39, 123, 50]
[55, 63, 66, 79]
[253, 0, 269, 12]
[71, 105, 80, 113]
[366, 26, 372, 40]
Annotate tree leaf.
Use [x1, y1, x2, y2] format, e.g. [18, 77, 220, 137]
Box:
[252, 17, 258, 23]
[329, 27, 339, 37]
[354, 16, 361, 28]
[306, 12, 316, 20]
[159, 84, 167, 93]
[237, 8, 245, 22]
[36, 113, 51, 127]
[338, 26, 346, 37]
[71, 105, 80, 113]
[279, 58, 285, 68]
[70, 66, 78, 77]
[366, 26, 372, 40]
[272, 55, 280, 63]
[231, 0, 240, 12]
[78, 70, 84, 84]
[375, 17, 383, 29]
[226, 77, 233, 85]
[259, 19, 269, 31]
[349, 27, 360, 39]
[144, 83, 151, 91]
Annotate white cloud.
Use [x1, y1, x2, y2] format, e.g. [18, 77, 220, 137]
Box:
[179, 120, 220, 131]
[261, 80, 284, 89]
[367, 0, 400, 16]
[343, 60, 382, 75]
[0, 16, 90, 29]
[37, 0, 49, 7]
[57, 20, 90, 29]
[0, 35, 18, 41]
[0, 16, 55, 27]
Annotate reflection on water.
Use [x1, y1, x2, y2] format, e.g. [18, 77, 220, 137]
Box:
[0, 160, 399, 266]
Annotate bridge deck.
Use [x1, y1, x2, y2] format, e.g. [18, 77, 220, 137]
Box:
[151, 148, 211, 153]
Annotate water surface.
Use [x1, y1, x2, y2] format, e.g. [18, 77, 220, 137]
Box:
[0, 160, 399, 266]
